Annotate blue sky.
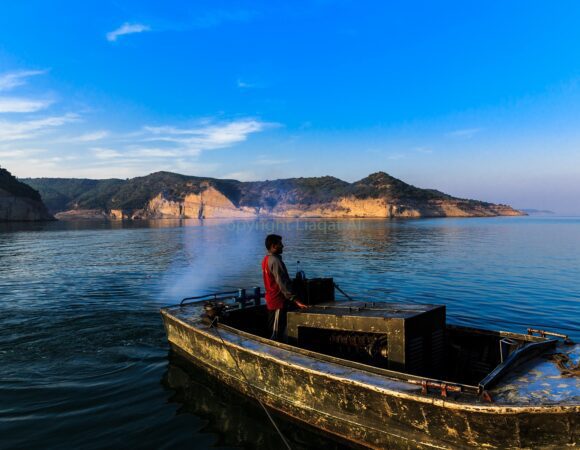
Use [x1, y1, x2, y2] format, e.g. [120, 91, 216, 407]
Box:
[0, 1, 579, 213]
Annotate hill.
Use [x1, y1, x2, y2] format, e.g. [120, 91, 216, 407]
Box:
[520, 208, 555, 215]
[22, 171, 524, 220]
[0, 167, 53, 221]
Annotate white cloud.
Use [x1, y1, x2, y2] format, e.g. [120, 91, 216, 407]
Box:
[237, 79, 256, 89]
[0, 97, 53, 113]
[0, 148, 46, 158]
[106, 23, 151, 42]
[0, 114, 78, 141]
[4, 116, 276, 179]
[0, 70, 47, 91]
[143, 119, 274, 155]
[446, 128, 482, 138]
[69, 130, 110, 142]
[92, 147, 122, 159]
[221, 170, 257, 181]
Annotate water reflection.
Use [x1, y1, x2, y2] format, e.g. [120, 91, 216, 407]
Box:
[163, 353, 351, 450]
[0, 217, 578, 449]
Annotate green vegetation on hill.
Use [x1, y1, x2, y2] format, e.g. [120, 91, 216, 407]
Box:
[22, 177, 124, 212]
[351, 172, 449, 201]
[24, 172, 217, 212]
[0, 167, 42, 201]
[22, 170, 503, 214]
[241, 176, 350, 208]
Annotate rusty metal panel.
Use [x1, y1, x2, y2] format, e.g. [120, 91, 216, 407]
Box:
[286, 302, 445, 376]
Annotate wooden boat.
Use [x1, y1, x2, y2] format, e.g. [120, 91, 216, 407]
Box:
[160, 280, 579, 449]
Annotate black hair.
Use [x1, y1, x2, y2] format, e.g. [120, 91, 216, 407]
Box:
[265, 234, 282, 250]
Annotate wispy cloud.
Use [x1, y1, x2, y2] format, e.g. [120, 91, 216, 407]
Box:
[237, 79, 257, 89]
[0, 148, 46, 158]
[92, 147, 122, 159]
[0, 70, 276, 179]
[221, 170, 257, 181]
[0, 97, 53, 113]
[68, 130, 110, 142]
[143, 119, 275, 155]
[106, 23, 150, 42]
[0, 114, 78, 141]
[0, 70, 47, 91]
[446, 128, 482, 138]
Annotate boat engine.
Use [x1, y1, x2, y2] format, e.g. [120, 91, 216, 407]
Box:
[287, 302, 446, 377]
[320, 330, 389, 360]
[201, 301, 226, 325]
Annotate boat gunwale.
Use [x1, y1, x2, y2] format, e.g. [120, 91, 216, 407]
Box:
[162, 301, 554, 393]
[168, 345, 460, 450]
[161, 306, 580, 414]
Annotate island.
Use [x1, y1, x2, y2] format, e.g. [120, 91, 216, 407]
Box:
[22, 171, 524, 220]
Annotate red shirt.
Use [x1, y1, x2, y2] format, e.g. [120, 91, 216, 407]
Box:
[262, 254, 292, 310]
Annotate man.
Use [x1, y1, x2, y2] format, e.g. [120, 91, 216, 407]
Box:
[262, 234, 307, 340]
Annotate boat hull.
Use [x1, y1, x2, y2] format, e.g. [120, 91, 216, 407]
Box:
[161, 307, 579, 449]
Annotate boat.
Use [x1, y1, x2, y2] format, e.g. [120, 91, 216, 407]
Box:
[163, 353, 352, 449]
[160, 276, 579, 449]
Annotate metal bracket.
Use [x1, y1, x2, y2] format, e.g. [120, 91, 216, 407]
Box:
[410, 379, 461, 398]
[180, 287, 264, 307]
[527, 328, 573, 344]
[481, 390, 493, 403]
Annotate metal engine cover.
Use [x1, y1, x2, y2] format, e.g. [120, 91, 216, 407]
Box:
[287, 301, 445, 377]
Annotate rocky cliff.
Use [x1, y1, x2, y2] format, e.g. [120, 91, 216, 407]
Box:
[22, 171, 524, 220]
[0, 168, 53, 222]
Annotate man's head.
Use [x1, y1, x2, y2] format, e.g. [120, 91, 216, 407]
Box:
[265, 234, 284, 255]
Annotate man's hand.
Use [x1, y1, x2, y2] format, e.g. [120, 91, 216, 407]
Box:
[295, 299, 308, 309]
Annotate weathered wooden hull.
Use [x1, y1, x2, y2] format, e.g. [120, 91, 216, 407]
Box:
[161, 307, 579, 449]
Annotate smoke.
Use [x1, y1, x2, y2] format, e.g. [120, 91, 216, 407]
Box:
[160, 220, 263, 304]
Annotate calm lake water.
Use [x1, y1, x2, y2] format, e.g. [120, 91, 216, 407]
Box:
[1, 216, 579, 449]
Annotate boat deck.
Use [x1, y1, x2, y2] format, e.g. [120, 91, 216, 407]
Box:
[165, 302, 580, 408]
[165, 303, 423, 396]
[493, 343, 580, 405]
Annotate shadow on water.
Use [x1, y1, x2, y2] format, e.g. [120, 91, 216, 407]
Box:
[163, 352, 354, 450]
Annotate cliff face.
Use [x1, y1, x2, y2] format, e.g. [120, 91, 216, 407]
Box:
[140, 185, 257, 219]
[0, 168, 53, 222]
[24, 171, 524, 220]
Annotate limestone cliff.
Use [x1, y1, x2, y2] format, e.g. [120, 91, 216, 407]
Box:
[23, 170, 525, 220]
[136, 185, 257, 219]
[0, 168, 53, 222]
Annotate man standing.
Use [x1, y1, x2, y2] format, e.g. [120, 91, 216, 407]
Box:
[262, 234, 307, 340]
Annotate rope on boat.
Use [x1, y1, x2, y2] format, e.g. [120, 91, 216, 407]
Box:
[209, 317, 293, 450]
[548, 353, 580, 377]
[333, 283, 354, 301]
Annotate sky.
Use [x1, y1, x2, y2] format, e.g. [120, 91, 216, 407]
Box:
[0, 0, 579, 214]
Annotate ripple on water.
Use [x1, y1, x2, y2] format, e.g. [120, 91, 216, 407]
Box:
[0, 217, 579, 448]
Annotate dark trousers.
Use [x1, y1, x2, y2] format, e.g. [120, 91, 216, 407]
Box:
[268, 307, 288, 341]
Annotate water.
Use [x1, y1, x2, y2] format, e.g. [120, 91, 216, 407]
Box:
[1, 217, 579, 449]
